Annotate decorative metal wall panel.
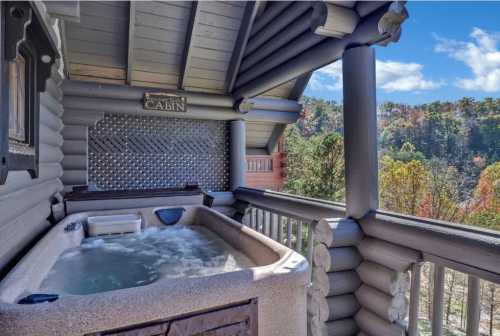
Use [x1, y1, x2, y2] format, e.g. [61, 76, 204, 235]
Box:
[88, 114, 229, 191]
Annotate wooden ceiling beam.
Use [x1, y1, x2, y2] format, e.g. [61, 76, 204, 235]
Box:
[288, 72, 313, 101]
[225, 1, 260, 93]
[126, 1, 135, 85]
[178, 1, 201, 90]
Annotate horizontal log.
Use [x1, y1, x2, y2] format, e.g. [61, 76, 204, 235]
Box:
[237, 97, 302, 113]
[360, 211, 500, 280]
[39, 144, 63, 163]
[355, 285, 408, 323]
[0, 200, 51, 272]
[40, 92, 63, 117]
[62, 139, 87, 155]
[62, 155, 87, 170]
[356, 1, 388, 17]
[308, 289, 360, 323]
[357, 238, 420, 272]
[325, 294, 360, 321]
[245, 2, 312, 55]
[40, 105, 63, 132]
[233, 4, 401, 99]
[311, 2, 359, 38]
[63, 110, 104, 126]
[308, 288, 329, 322]
[245, 109, 299, 123]
[0, 163, 62, 197]
[240, 10, 312, 73]
[0, 179, 62, 227]
[63, 80, 234, 108]
[249, 1, 290, 38]
[312, 268, 361, 297]
[236, 31, 326, 88]
[39, 124, 63, 147]
[313, 244, 361, 272]
[63, 96, 300, 123]
[61, 170, 87, 186]
[308, 312, 327, 336]
[325, 318, 359, 336]
[45, 76, 63, 101]
[314, 217, 363, 247]
[356, 261, 410, 296]
[62, 125, 87, 140]
[355, 308, 405, 336]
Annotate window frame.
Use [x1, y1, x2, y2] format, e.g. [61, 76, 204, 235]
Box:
[0, 2, 57, 184]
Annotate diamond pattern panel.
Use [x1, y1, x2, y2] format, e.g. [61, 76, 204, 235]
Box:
[88, 114, 229, 191]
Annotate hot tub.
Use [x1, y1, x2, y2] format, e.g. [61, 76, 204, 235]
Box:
[0, 206, 309, 336]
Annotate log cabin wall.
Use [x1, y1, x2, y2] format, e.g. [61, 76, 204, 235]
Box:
[0, 68, 64, 275]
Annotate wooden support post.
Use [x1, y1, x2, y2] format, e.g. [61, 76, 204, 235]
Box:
[466, 275, 480, 336]
[342, 46, 378, 219]
[432, 265, 445, 336]
[230, 120, 246, 191]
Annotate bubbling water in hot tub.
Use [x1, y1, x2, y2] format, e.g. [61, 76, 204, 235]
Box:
[39, 225, 255, 296]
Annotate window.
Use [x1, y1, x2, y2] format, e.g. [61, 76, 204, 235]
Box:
[8, 47, 36, 157]
[0, 2, 57, 184]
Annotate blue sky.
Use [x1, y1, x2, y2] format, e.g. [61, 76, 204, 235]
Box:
[304, 1, 500, 105]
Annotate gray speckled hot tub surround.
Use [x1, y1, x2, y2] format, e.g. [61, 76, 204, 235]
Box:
[0, 206, 309, 336]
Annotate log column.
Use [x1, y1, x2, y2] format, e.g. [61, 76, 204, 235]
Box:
[342, 46, 378, 219]
[230, 119, 246, 191]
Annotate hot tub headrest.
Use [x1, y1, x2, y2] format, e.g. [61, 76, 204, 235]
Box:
[156, 208, 185, 226]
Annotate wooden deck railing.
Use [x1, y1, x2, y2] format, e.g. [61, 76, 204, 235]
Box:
[361, 211, 500, 336]
[233, 187, 500, 336]
[235, 187, 345, 265]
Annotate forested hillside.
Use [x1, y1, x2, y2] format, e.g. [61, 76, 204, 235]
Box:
[285, 97, 500, 336]
[284, 96, 500, 335]
[285, 96, 499, 230]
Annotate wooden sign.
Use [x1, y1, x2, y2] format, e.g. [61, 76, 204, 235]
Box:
[143, 93, 187, 112]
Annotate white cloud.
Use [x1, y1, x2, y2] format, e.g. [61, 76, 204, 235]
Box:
[312, 59, 442, 93]
[434, 28, 500, 92]
[377, 60, 443, 92]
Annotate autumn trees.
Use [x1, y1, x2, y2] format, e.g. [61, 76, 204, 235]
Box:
[284, 96, 499, 335]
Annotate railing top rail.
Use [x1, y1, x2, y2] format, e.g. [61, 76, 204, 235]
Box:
[234, 188, 500, 282]
[234, 187, 346, 221]
[376, 209, 500, 240]
[361, 211, 500, 282]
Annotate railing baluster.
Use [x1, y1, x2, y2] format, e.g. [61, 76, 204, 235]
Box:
[257, 208, 262, 232]
[408, 262, 422, 336]
[277, 215, 283, 244]
[432, 264, 445, 336]
[251, 208, 256, 230]
[264, 211, 270, 236]
[287, 217, 292, 248]
[466, 275, 480, 336]
[296, 220, 303, 252]
[270, 213, 278, 240]
[306, 221, 314, 265]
